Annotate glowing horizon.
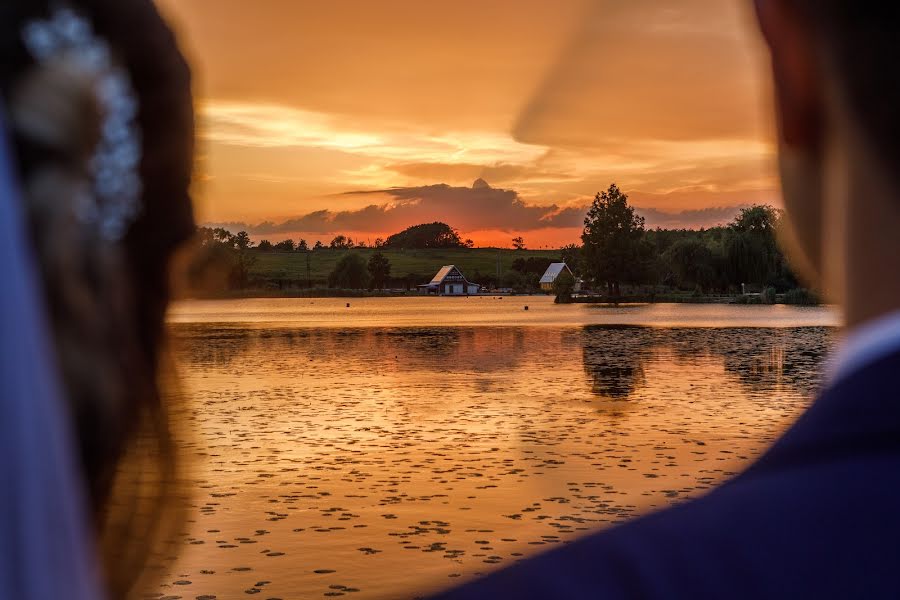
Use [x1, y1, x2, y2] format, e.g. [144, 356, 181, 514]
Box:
[159, 0, 778, 248]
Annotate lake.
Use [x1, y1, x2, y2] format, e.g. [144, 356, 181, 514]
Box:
[158, 298, 838, 599]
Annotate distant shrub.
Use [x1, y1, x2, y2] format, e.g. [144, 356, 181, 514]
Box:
[783, 288, 820, 305]
[553, 271, 576, 303]
[763, 287, 777, 305]
[328, 254, 370, 289]
[734, 294, 764, 305]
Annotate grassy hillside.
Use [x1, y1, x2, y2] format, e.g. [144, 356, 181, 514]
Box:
[249, 247, 562, 285]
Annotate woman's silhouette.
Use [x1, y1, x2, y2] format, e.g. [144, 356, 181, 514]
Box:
[1, 1, 194, 597]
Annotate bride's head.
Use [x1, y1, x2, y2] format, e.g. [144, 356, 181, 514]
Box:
[1, 1, 194, 596]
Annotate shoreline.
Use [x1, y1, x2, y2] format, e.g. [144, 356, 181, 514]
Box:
[178, 290, 820, 306]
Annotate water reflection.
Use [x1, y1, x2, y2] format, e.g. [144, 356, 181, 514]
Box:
[174, 324, 832, 402]
[581, 326, 832, 401]
[162, 322, 834, 599]
[581, 326, 651, 399]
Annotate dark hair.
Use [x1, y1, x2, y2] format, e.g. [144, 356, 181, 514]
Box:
[796, 2, 900, 168]
[1, 0, 194, 597]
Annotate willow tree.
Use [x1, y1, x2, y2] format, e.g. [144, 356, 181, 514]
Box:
[664, 238, 717, 292]
[581, 184, 647, 296]
[725, 205, 781, 288]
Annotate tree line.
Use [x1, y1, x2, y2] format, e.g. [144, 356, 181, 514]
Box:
[188, 184, 815, 301]
[251, 222, 476, 253]
[567, 183, 811, 300]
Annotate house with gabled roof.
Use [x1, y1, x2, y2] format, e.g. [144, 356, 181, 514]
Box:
[419, 265, 481, 296]
[540, 262, 580, 291]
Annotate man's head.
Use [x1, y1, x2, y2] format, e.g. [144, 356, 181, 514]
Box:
[754, 1, 900, 320]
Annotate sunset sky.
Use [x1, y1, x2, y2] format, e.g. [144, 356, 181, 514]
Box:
[157, 0, 777, 248]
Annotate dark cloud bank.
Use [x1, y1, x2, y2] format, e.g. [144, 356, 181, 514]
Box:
[206, 180, 746, 236]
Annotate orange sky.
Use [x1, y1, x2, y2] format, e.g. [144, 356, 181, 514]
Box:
[157, 0, 777, 248]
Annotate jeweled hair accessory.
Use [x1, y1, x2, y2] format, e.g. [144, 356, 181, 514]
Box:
[22, 7, 142, 241]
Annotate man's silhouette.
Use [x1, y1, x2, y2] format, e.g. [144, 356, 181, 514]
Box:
[433, 2, 900, 597]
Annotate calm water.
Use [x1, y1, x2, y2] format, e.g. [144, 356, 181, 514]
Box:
[158, 298, 837, 599]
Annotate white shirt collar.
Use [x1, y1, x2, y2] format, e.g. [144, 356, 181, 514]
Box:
[827, 310, 900, 386]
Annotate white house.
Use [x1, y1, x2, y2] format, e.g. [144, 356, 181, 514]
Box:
[540, 262, 580, 292]
[419, 265, 481, 295]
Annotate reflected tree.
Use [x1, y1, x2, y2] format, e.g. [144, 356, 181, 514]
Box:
[659, 327, 833, 397]
[579, 326, 832, 401]
[581, 326, 652, 400]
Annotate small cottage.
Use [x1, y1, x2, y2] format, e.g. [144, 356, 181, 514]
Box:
[540, 262, 579, 291]
[419, 265, 481, 296]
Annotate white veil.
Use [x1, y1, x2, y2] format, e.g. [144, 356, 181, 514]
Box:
[0, 108, 104, 598]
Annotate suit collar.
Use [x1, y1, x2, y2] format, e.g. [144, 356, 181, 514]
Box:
[828, 310, 900, 387]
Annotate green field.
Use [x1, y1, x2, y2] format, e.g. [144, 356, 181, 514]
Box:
[249, 247, 563, 286]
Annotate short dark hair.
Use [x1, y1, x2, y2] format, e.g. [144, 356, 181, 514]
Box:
[797, 2, 900, 167]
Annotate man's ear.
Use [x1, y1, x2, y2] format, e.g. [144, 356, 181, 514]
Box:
[753, 0, 822, 151]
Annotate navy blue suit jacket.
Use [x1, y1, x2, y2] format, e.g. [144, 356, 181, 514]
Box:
[432, 350, 900, 599]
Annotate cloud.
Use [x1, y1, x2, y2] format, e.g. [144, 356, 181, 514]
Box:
[203, 180, 746, 237]
[163, 0, 776, 248]
[636, 206, 744, 229]
[200, 101, 548, 165]
[385, 162, 578, 186]
[206, 180, 581, 235]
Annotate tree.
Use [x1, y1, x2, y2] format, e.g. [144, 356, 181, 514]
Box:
[512, 256, 554, 275]
[385, 222, 464, 249]
[212, 227, 232, 244]
[501, 270, 526, 292]
[512, 236, 526, 250]
[273, 239, 295, 252]
[560, 244, 583, 276]
[552, 271, 576, 304]
[581, 183, 647, 296]
[330, 235, 353, 249]
[730, 205, 781, 235]
[367, 252, 391, 289]
[725, 205, 782, 288]
[664, 238, 716, 292]
[464, 238, 475, 248]
[234, 230, 253, 250]
[327, 254, 369, 289]
[232, 231, 256, 286]
[374, 238, 385, 248]
[402, 272, 420, 291]
[193, 226, 257, 289]
[297, 239, 309, 251]
[257, 239, 273, 252]
[313, 240, 324, 250]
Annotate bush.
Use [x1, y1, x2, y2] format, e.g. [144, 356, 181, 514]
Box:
[553, 271, 576, 303]
[783, 288, 820, 305]
[763, 287, 777, 305]
[734, 294, 763, 305]
[327, 254, 370, 289]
